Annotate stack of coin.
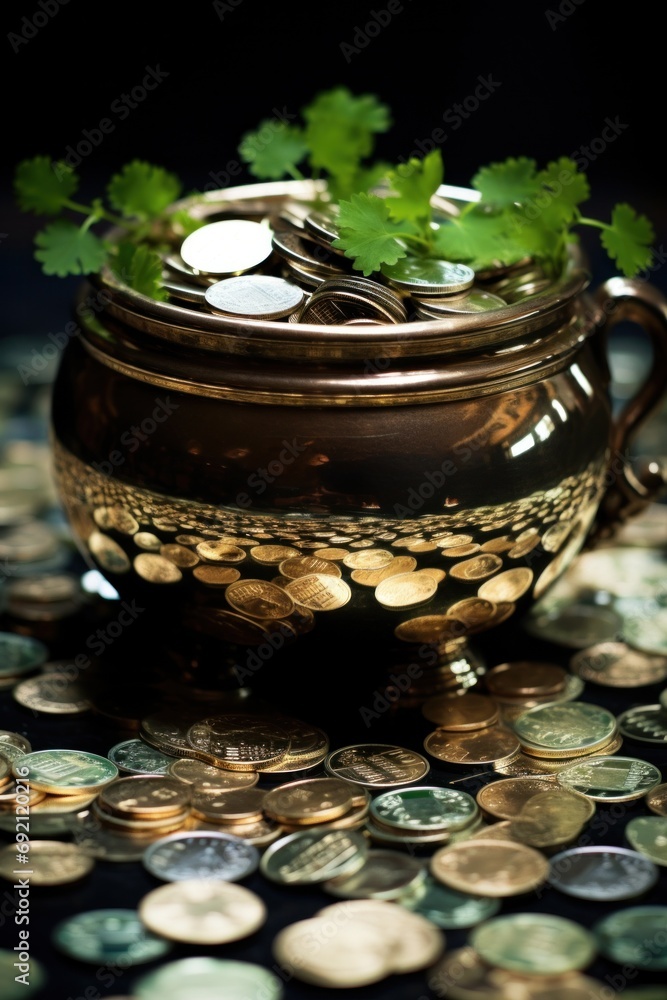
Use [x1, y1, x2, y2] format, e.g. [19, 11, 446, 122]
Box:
[272, 898, 444, 988]
[365, 785, 481, 848]
[155, 198, 550, 325]
[422, 692, 522, 769]
[262, 776, 369, 831]
[93, 774, 192, 837]
[297, 275, 408, 325]
[509, 700, 622, 764]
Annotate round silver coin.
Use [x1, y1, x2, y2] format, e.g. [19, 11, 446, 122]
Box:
[548, 845, 659, 900]
[142, 831, 260, 882]
[180, 219, 274, 276]
[205, 274, 304, 319]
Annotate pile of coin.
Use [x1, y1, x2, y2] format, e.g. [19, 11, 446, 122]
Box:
[155, 195, 559, 326]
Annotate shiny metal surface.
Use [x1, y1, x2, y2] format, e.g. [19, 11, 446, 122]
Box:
[49, 181, 667, 690]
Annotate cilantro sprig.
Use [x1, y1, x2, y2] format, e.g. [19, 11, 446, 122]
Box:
[13, 156, 197, 299]
[238, 86, 393, 202]
[15, 89, 657, 302]
[332, 152, 655, 279]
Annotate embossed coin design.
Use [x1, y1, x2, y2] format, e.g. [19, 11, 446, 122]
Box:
[370, 786, 478, 832]
[107, 739, 175, 775]
[324, 744, 430, 787]
[14, 750, 119, 794]
[260, 828, 368, 884]
[512, 701, 618, 756]
[262, 777, 353, 825]
[557, 756, 663, 801]
[142, 830, 260, 881]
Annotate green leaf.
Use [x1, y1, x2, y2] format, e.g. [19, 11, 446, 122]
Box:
[472, 157, 540, 208]
[536, 157, 590, 224]
[33, 220, 108, 277]
[432, 210, 529, 270]
[302, 86, 391, 180]
[386, 149, 444, 223]
[14, 156, 78, 215]
[107, 161, 182, 220]
[111, 242, 168, 300]
[600, 203, 655, 276]
[238, 121, 308, 179]
[332, 192, 411, 276]
[169, 208, 206, 237]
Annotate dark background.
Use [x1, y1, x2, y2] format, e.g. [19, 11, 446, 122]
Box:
[3, 0, 667, 349]
[2, 4, 667, 1000]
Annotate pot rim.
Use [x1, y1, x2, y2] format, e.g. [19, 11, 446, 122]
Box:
[91, 178, 593, 359]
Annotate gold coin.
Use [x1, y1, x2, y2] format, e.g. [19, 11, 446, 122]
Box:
[507, 533, 541, 558]
[343, 549, 395, 570]
[436, 534, 474, 549]
[88, 531, 131, 573]
[195, 540, 246, 563]
[12, 673, 92, 714]
[476, 776, 559, 820]
[485, 661, 567, 698]
[406, 540, 439, 553]
[375, 573, 437, 609]
[478, 567, 534, 601]
[394, 615, 465, 643]
[278, 555, 342, 580]
[192, 565, 241, 586]
[284, 574, 351, 611]
[430, 839, 550, 896]
[190, 787, 266, 823]
[159, 543, 199, 568]
[98, 776, 191, 818]
[645, 782, 667, 816]
[224, 579, 295, 619]
[440, 544, 481, 558]
[249, 544, 301, 565]
[480, 535, 515, 553]
[138, 878, 267, 943]
[133, 553, 183, 584]
[509, 789, 594, 848]
[272, 914, 392, 988]
[449, 554, 503, 582]
[0, 840, 94, 885]
[263, 778, 354, 825]
[422, 693, 499, 730]
[312, 547, 350, 561]
[424, 727, 521, 767]
[167, 758, 259, 790]
[350, 556, 418, 587]
[417, 568, 447, 583]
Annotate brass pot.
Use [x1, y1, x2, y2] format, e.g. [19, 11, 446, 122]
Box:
[49, 180, 667, 700]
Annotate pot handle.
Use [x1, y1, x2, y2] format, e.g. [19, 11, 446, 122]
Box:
[588, 275, 667, 543]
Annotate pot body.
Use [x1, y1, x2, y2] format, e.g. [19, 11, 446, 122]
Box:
[48, 181, 667, 692]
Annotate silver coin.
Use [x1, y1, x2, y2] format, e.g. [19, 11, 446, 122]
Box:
[142, 831, 259, 882]
[548, 845, 659, 900]
[617, 705, 667, 744]
[205, 274, 304, 319]
[107, 739, 176, 775]
[180, 219, 274, 276]
[380, 257, 475, 294]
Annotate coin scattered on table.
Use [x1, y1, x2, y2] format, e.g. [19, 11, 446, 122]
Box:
[469, 912, 597, 975]
[0, 840, 94, 886]
[548, 845, 660, 899]
[142, 830, 260, 881]
[132, 957, 284, 1000]
[138, 878, 267, 944]
[430, 839, 550, 896]
[52, 908, 172, 965]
